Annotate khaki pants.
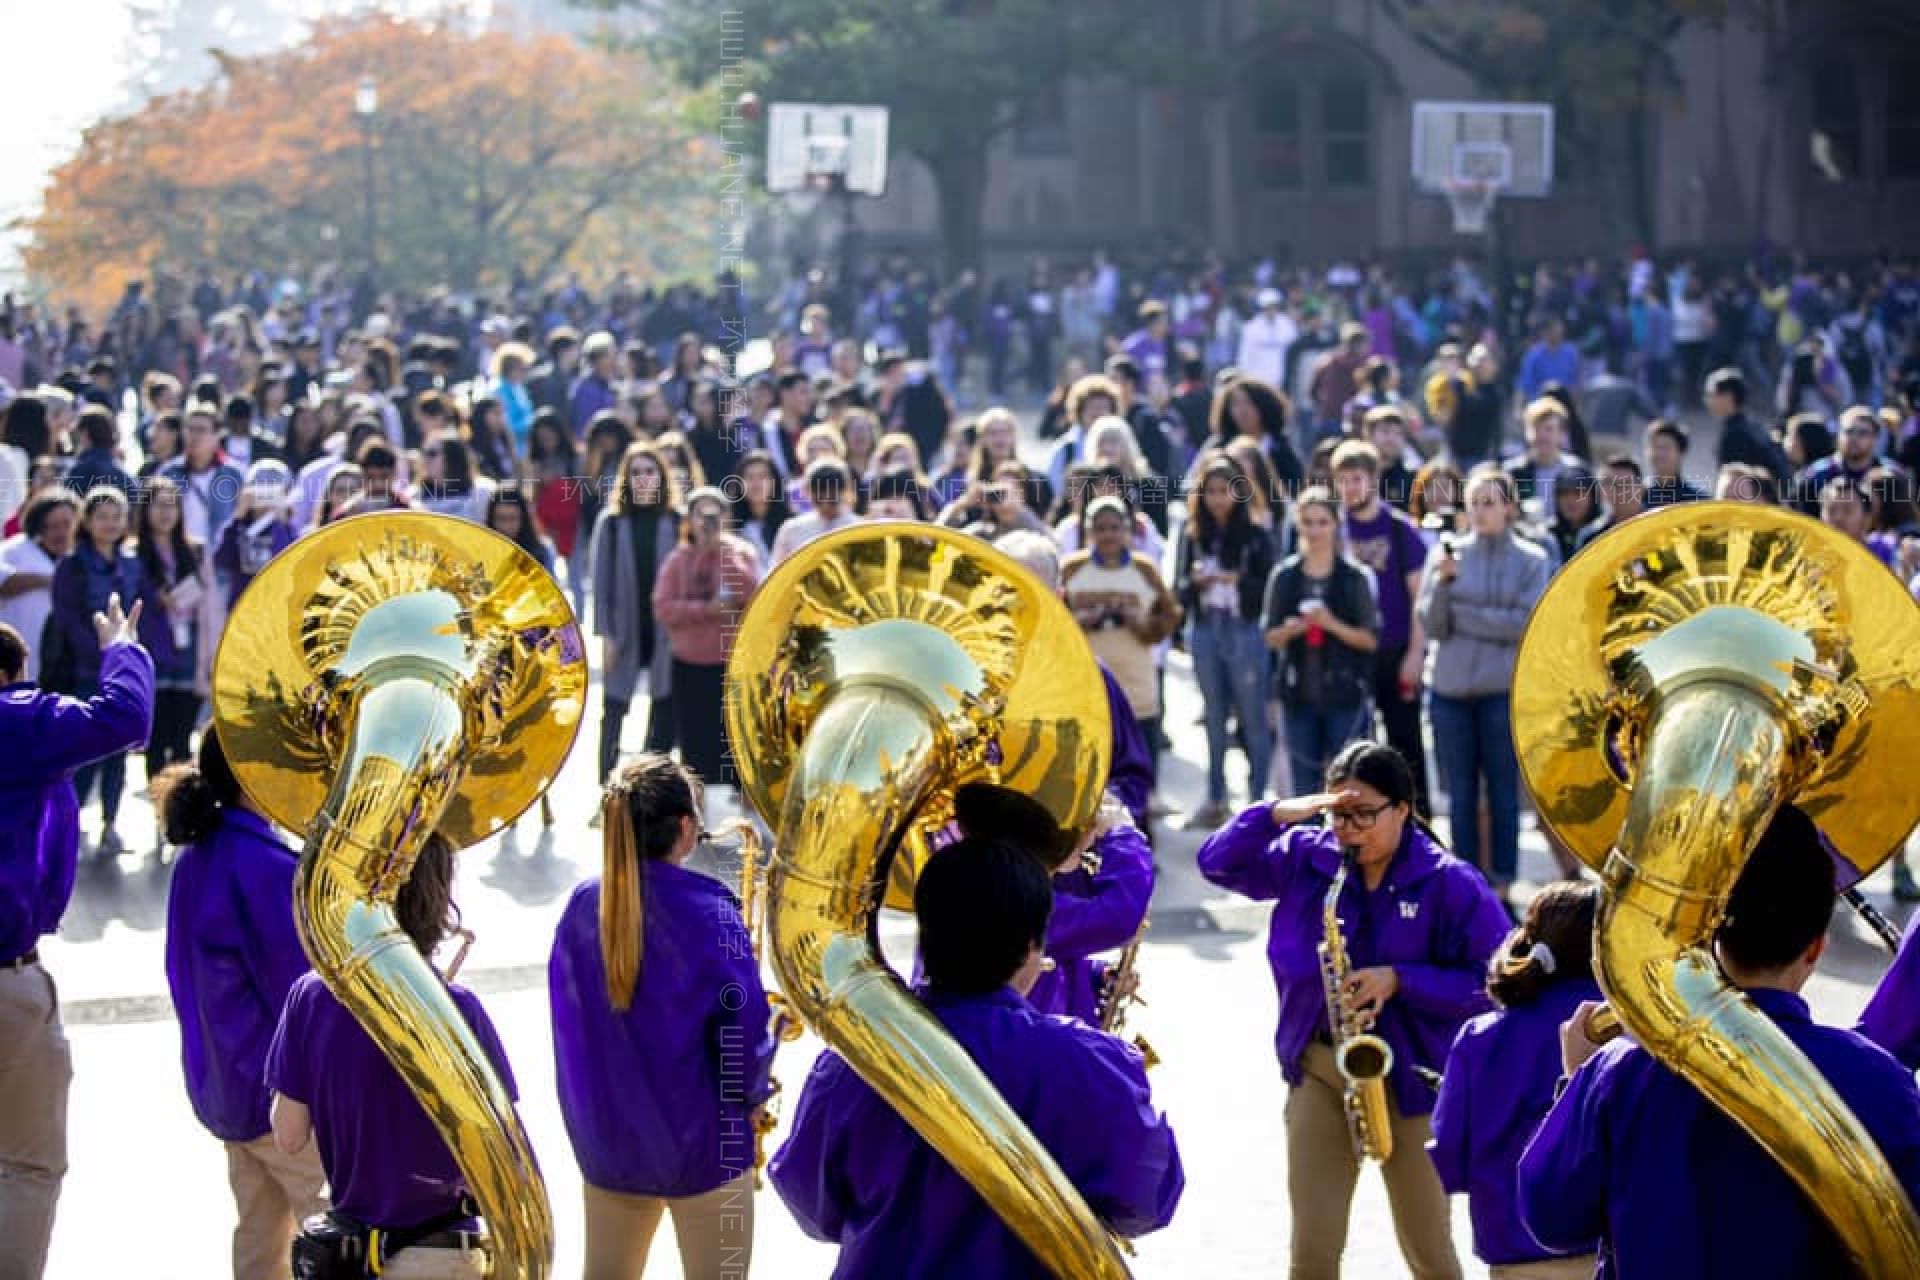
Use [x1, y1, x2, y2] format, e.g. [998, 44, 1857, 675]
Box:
[583, 1173, 755, 1280]
[1491, 1258, 1597, 1279]
[225, 1134, 328, 1280]
[0, 964, 70, 1280]
[1286, 1042, 1461, 1280]
[381, 1245, 489, 1279]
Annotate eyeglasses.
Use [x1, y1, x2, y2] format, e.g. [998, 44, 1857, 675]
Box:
[1329, 801, 1394, 830]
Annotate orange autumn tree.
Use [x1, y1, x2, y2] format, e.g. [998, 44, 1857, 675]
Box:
[26, 11, 718, 311]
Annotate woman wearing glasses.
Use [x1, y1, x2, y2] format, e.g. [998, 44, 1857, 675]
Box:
[1197, 741, 1510, 1280]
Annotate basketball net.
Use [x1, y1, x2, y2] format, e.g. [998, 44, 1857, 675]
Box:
[1442, 178, 1497, 236]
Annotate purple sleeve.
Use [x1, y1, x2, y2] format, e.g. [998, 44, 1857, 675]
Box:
[1859, 914, 1920, 1071]
[264, 978, 312, 1102]
[41, 643, 155, 774]
[1394, 871, 1508, 1020]
[454, 989, 519, 1102]
[1100, 666, 1153, 824]
[769, 1053, 855, 1242]
[236, 843, 307, 1023]
[1426, 1021, 1477, 1192]
[712, 911, 777, 1109]
[1067, 1033, 1184, 1235]
[1048, 826, 1153, 958]
[1517, 1051, 1614, 1252]
[1195, 804, 1292, 901]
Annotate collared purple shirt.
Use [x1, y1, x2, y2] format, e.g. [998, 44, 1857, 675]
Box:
[1859, 912, 1920, 1070]
[1430, 976, 1603, 1265]
[1100, 665, 1153, 828]
[266, 971, 518, 1229]
[163, 807, 309, 1142]
[548, 861, 775, 1197]
[1519, 987, 1920, 1279]
[0, 642, 153, 963]
[770, 985, 1183, 1279]
[1197, 804, 1509, 1115]
[1027, 824, 1153, 1024]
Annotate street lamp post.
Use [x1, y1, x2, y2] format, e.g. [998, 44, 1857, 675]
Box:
[355, 75, 378, 282]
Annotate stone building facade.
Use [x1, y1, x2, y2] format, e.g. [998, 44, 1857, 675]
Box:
[843, 1, 1920, 269]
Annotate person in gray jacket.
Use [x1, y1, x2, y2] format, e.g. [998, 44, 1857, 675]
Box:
[1415, 466, 1550, 895]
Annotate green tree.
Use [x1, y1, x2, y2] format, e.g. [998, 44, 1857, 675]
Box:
[613, 0, 1193, 277]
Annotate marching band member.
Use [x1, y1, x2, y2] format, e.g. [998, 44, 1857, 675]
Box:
[1519, 806, 1920, 1279]
[159, 729, 325, 1279]
[548, 754, 774, 1279]
[268, 834, 513, 1280]
[771, 836, 1183, 1276]
[1197, 740, 1509, 1280]
[1859, 911, 1920, 1070]
[0, 596, 151, 1280]
[1429, 881, 1601, 1278]
[946, 782, 1152, 1026]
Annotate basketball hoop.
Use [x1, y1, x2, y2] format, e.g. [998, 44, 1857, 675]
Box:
[1443, 177, 1497, 236]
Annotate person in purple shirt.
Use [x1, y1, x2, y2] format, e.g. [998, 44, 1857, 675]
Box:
[0, 594, 151, 1280]
[771, 836, 1183, 1278]
[548, 754, 773, 1277]
[1430, 881, 1601, 1278]
[1197, 740, 1509, 1280]
[1519, 805, 1920, 1280]
[1517, 318, 1581, 404]
[1859, 911, 1920, 1071]
[944, 780, 1153, 1027]
[1333, 441, 1432, 817]
[159, 728, 322, 1280]
[569, 332, 620, 438]
[268, 835, 512, 1279]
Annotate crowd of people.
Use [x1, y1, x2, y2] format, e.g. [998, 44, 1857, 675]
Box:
[5, 244, 1920, 1277]
[4, 248, 1920, 874]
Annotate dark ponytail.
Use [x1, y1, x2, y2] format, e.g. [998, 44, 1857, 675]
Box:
[153, 728, 242, 847]
[395, 832, 461, 958]
[1487, 880, 1599, 1008]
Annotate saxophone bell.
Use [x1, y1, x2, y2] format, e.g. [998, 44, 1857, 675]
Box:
[1321, 848, 1396, 1162]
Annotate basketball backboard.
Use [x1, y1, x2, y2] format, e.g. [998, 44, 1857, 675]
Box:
[1411, 101, 1554, 197]
[767, 103, 890, 197]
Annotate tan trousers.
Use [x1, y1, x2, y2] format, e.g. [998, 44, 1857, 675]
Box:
[381, 1245, 489, 1278]
[583, 1173, 755, 1280]
[1286, 1042, 1462, 1280]
[1491, 1258, 1597, 1279]
[0, 964, 70, 1280]
[225, 1134, 327, 1280]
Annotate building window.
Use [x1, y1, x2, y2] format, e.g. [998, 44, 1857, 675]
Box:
[1888, 72, 1920, 180]
[1016, 84, 1070, 156]
[1252, 82, 1302, 190]
[1323, 80, 1369, 188]
[1809, 65, 1863, 181]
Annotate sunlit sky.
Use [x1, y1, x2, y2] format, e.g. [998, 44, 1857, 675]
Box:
[0, 0, 513, 283]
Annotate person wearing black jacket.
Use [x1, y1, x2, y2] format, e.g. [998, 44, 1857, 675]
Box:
[1174, 452, 1274, 825]
[1103, 355, 1178, 532]
[1193, 374, 1305, 506]
[1706, 366, 1791, 485]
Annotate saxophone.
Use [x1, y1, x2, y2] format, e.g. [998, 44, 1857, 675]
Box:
[1097, 921, 1159, 1070]
[1319, 848, 1395, 1162]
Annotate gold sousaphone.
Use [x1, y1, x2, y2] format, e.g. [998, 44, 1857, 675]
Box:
[214, 513, 588, 1279]
[724, 522, 1127, 1278]
[1513, 502, 1920, 1277]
